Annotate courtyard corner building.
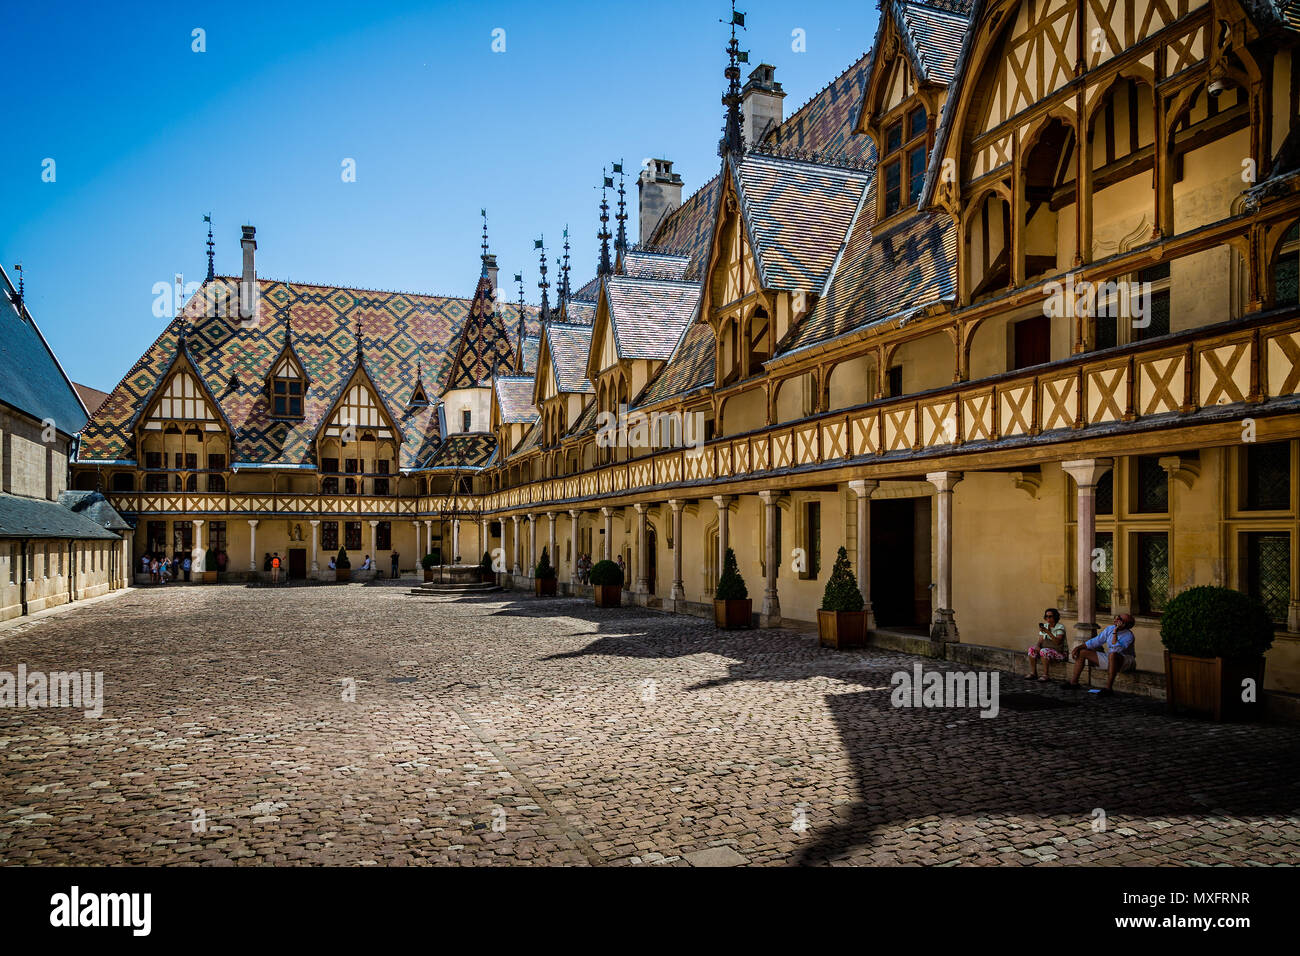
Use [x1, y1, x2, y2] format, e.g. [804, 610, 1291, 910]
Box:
[73, 1, 1300, 697]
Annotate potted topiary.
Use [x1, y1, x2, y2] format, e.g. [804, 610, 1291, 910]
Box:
[202, 548, 218, 584]
[480, 551, 494, 584]
[421, 553, 436, 582]
[1161, 585, 1274, 720]
[589, 559, 624, 607]
[335, 548, 352, 583]
[534, 547, 557, 596]
[713, 547, 752, 629]
[818, 547, 866, 649]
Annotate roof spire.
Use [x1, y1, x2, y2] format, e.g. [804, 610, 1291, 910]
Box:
[203, 214, 215, 282]
[597, 168, 613, 277]
[614, 161, 629, 260]
[536, 237, 550, 323]
[719, 1, 747, 158]
[562, 227, 572, 303]
[355, 315, 364, 360]
[481, 208, 490, 259]
[514, 270, 527, 368]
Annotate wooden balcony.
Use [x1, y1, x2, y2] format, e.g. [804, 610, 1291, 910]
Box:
[107, 492, 482, 518]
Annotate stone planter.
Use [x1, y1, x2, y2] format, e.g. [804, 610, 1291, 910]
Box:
[1165, 651, 1264, 721]
[336, 568, 352, 583]
[594, 585, 622, 607]
[535, 577, 557, 597]
[818, 610, 868, 649]
[713, 598, 752, 630]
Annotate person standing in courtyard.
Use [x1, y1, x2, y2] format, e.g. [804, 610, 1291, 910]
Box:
[391, 551, 400, 579]
[271, 552, 281, 584]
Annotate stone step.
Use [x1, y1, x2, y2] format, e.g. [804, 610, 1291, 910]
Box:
[407, 583, 503, 595]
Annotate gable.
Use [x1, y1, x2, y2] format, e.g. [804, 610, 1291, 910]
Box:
[143, 367, 220, 425]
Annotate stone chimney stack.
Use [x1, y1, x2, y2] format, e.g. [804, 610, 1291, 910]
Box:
[742, 64, 785, 148]
[239, 225, 258, 321]
[482, 253, 499, 296]
[638, 159, 684, 244]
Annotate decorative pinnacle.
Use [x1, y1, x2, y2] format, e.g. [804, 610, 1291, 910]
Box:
[562, 227, 572, 303]
[537, 238, 550, 323]
[204, 214, 215, 282]
[614, 161, 628, 256]
[598, 168, 613, 277]
[719, 1, 747, 158]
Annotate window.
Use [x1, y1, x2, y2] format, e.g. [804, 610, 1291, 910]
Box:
[880, 107, 927, 219]
[801, 502, 821, 580]
[1136, 532, 1169, 615]
[145, 474, 168, 492]
[269, 352, 306, 419]
[209, 521, 227, 553]
[207, 474, 225, 492]
[43, 546, 49, 578]
[884, 162, 902, 217]
[462, 408, 472, 432]
[1134, 456, 1168, 514]
[207, 453, 226, 472]
[1275, 222, 1299, 307]
[345, 522, 363, 551]
[377, 522, 391, 550]
[907, 145, 926, 204]
[8, 544, 15, 584]
[887, 365, 904, 397]
[322, 476, 339, 495]
[1012, 315, 1051, 370]
[1244, 441, 1291, 511]
[1136, 264, 1170, 340]
[374, 460, 390, 497]
[174, 452, 198, 471]
[1095, 470, 1114, 516]
[1093, 532, 1113, 612]
[322, 521, 339, 552]
[144, 451, 163, 470]
[322, 458, 340, 473]
[1245, 532, 1290, 626]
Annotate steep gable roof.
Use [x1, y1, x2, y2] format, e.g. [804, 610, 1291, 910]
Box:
[0, 265, 88, 437]
[540, 322, 596, 396]
[447, 274, 517, 389]
[494, 376, 539, 424]
[603, 276, 701, 362]
[634, 321, 716, 409]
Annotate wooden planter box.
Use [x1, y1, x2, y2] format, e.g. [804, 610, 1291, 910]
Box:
[423, 568, 434, 582]
[201, 570, 217, 585]
[713, 598, 752, 630]
[594, 585, 622, 607]
[336, 568, 351, 582]
[818, 610, 868, 649]
[535, 577, 557, 596]
[1165, 651, 1265, 721]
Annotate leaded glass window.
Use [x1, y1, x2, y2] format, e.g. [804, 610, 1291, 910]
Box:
[1246, 532, 1290, 626]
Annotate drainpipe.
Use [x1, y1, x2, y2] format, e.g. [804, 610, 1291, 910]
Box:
[19, 537, 28, 616]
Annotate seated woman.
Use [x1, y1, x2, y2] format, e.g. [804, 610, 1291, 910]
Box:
[1026, 608, 1067, 681]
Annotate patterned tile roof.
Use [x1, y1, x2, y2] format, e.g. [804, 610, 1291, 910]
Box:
[542, 322, 595, 395]
[0, 265, 88, 437]
[605, 276, 701, 361]
[423, 433, 497, 471]
[785, 188, 957, 353]
[621, 250, 693, 280]
[734, 153, 873, 294]
[759, 51, 875, 164]
[634, 320, 716, 408]
[76, 277, 525, 470]
[897, 1, 970, 86]
[494, 376, 539, 424]
[447, 274, 518, 388]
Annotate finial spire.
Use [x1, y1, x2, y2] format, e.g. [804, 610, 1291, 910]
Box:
[355, 316, 363, 359]
[481, 208, 489, 259]
[719, 1, 747, 158]
[12, 262, 22, 307]
[561, 227, 572, 303]
[614, 161, 629, 260]
[536, 237, 550, 323]
[514, 271, 527, 364]
[597, 169, 613, 277]
[203, 214, 215, 282]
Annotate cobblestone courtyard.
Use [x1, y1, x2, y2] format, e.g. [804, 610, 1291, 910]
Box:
[1, 582, 1297, 866]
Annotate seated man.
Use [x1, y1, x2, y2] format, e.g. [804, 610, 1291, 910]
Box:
[1064, 613, 1137, 695]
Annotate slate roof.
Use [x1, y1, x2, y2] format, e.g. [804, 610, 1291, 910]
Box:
[57, 490, 132, 532]
[423, 433, 497, 471]
[733, 153, 873, 293]
[543, 323, 595, 394]
[0, 265, 88, 437]
[494, 376, 539, 424]
[0, 493, 122, 540]
[645, 181, 720, 277]
[76, 277, 535, 470]
[604, 276, 701, 361]
[517, 335, 541, 375]
[621, 250, 693, 281]
[635, 321, 716, 408]
[560, 298, 597, 327]
[896, 1, 971, 86]
[568, 397, 601, 438]
[758, 51, 875, 164]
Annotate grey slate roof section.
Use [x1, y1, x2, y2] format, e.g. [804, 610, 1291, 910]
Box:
[898, 2, 970, 86]
[57, 490, 133, 532]
[494, 376, 539, 424]
[544, 323, 595, 394]
[562, 298, 597, 327]
[0, 265, 88, 436]
[0, 494, 122, 540]
[519, 335, 541, 375]
[605, 276, 701, 362]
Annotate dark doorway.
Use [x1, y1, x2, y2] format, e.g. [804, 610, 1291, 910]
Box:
[288, 549, 307, 581]
[646, 528, 657, 595]
[1013, 315, 1051, 369]
[870, 497, 930, 629]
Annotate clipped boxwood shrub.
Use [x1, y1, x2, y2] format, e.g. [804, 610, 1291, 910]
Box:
[204, 548, 216, 570]
[336, 548, 351, 569]
[589, 559, 624, 587]
[534, 547, 557, 580]
[481, 551, 494, 574]
[1161, 585, 1275, 659]
[715, 548, 748, 601]
[421, 553, 437, 570]
[821, 546, 864, 613]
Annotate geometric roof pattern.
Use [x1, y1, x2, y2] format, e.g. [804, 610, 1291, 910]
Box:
[424, 433, 497, 470]
[447, 273, 518, 389]
[77, 276, 534, 470]
[604, 275, 701, 362]
[494, 376, 539, 424]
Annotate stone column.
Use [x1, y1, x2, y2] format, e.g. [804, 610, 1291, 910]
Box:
[368, 520, 378, 568]
[1062, 459, 1114, 645]
[527, 514, 537, 576]
[310, 519, 320, 572]
[480, 517, 489, 563]
[712, 495, 731, 575]
[848, 479, 879, 630]
[451, 519, 460, 563]
[668, 499, 685, 604]
[511, 515, 521, 574]
[602, 507, 613, 561]
[424, 520, 433, 564]
[569, 510, 580, 584]
[546, 512, 557, 569]
[925, 472, 963, 642]
[247, 519, 259, 572]
[634, 503, 650, 600]
[412, 520, 422, 560]
[757, 491, 781, 627]
[191, 519, 205, 572]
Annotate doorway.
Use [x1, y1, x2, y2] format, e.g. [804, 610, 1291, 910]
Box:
[870, 497, 931, 629]
[646, 528, 657, 595]
[288, 549, 307, 581]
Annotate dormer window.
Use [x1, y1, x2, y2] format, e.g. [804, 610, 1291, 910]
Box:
[462, 408, 472, 432]
[270, 353, 306, 419]
[882, 106, 927, 218]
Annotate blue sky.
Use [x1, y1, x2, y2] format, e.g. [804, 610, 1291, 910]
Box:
[2, 0, 876, 391]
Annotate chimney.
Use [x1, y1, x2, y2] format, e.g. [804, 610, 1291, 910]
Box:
[239, 225, 258, 321]
[638, 159, 684, 244]
[742, 64, 785, 149]
[481, 252, 499, 297]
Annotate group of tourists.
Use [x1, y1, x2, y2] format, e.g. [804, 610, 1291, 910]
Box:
[139, 549, 228, 585]
[1026, 607, 1137, 695]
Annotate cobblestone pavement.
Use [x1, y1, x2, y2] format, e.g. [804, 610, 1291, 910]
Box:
[1, 583, 1298, 866]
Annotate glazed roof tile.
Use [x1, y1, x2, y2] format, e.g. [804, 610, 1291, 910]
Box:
[494, 376, 539, 424]
[605, 276, 701, 362]
[543, 322, 596, 394]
